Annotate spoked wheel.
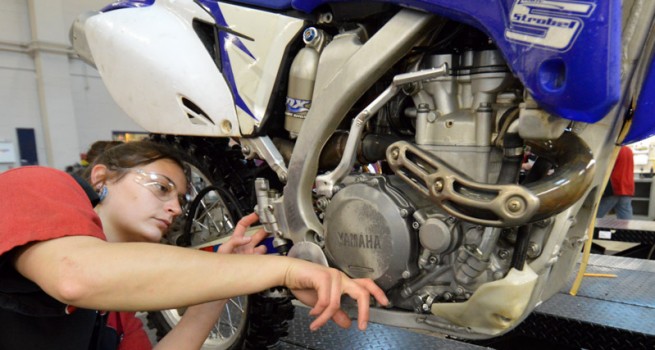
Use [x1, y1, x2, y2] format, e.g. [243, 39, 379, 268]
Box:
[147, 134, 294, 349]
[152, 295, 248, 349]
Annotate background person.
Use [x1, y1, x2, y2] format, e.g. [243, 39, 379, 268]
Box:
[597, 145, 635, 220]
[66, 140, 124, 176]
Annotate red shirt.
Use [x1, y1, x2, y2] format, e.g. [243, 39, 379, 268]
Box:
[610, 146, 635, 196]
[0, 166, 152, 349]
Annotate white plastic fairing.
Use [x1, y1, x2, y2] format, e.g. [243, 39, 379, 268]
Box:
[431, 266, 538, 335]
[218, 3, 305, 134]
[83, 0, 305, 136]
[84, 1, 238, 136]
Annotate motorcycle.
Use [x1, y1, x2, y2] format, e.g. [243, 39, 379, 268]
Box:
[71, 0, 655, 348]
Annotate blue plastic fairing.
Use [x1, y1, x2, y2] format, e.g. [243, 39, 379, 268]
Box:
[197, 0, 258, 121]
[101, 0, 154, 12]
[220, 0, 292, 10]
[624, 55, 655, 144]
[292, 0, 621, 124]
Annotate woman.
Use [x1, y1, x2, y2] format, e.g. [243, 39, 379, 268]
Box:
[0, 141, 388, 349]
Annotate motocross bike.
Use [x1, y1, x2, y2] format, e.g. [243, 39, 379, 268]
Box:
[71, 0, 655, 348]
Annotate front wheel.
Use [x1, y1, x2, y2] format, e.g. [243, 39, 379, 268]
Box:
[147, 135, 294, 349]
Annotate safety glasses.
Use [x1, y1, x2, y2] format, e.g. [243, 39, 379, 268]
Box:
[124, 168, 187, 206]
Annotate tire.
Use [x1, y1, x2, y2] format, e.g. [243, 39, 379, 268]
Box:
[147, 134, 294, 349]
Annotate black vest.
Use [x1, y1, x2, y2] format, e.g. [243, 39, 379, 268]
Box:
[0, 174, 119, 350]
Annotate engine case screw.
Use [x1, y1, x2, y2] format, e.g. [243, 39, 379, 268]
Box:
[400, 209, 409, 218]
[402, 270, 411, 279]
[390, 148, 400, 160]
[433, 180, 444, 193]
[498, 249, 510, 259]
[316, 197, 330, 211]
[526, 242, 541, 258]
[412, 221, 420, 230]
[506, 197, 523, 213]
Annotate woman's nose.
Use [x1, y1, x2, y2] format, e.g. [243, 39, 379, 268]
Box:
[166, 197, 183, 216]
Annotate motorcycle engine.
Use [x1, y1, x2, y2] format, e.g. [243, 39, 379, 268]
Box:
[323, 174, 423, 290]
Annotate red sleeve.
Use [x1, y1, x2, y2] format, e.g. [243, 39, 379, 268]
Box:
[610, 147, 635, 196]
[0, 166, 105, 256]
[108, 312, 153, 350]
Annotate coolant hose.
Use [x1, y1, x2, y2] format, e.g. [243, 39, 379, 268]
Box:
[510, 224, 531, 271]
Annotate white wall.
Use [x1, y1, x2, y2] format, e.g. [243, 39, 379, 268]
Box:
[0, 0, 143, 172]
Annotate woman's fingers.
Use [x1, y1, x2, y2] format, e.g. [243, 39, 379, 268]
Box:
[354, 278, 389, 306]
[309, 269, 343, 330]
[285, 259, 388, 332]
[218, 214, 268, 254]
[236, 212, 259, 232]
[330, 309, 353, 329]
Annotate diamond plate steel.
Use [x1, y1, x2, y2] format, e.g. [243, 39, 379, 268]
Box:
[594, 217, 655, 245]
[280, 307, 491, 350]
[479, 254, 655, 349]
[588, 254, 655, 273]
[278, 255, 655, 349]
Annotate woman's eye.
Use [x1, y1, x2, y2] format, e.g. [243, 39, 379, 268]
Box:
[154, 183, 170, 194]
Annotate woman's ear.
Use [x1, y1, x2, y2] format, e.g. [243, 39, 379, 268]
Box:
[90, 164, 108, 189]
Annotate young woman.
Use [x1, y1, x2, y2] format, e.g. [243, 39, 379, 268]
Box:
[0, 141, 388, 349]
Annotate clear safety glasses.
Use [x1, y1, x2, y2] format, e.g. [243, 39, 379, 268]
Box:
[124, 168, 187, 206]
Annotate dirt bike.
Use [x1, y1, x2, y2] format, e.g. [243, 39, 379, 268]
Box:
[71, 0, 655, 348]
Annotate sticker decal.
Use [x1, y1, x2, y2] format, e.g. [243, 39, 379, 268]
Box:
[285, 97, 311, 115]
[505, 0, 596, 51]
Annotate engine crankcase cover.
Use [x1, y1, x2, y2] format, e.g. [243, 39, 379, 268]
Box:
[324, 177, 418, 290]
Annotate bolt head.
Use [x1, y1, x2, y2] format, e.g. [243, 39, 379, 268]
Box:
[390, 148, 400, 160]
[506, 197, 524, 213]
[433, 180, 444, 193]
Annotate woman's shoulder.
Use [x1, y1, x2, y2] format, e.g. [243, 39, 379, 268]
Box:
[0, 166, 86, 200]
[2, 166, 73, 182]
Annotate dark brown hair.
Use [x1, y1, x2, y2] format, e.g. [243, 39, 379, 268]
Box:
[83, 141, 189, 186]
[85, 140, 124, 164]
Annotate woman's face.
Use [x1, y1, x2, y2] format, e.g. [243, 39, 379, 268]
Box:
[98, 159, 187, 243]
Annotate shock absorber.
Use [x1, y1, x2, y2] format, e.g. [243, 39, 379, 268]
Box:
[285, 27, 329, 138]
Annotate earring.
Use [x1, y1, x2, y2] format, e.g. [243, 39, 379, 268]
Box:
[98, 186, 108, 202]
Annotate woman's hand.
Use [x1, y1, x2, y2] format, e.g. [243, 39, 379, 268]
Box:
[218, 212, 267, 255]
[222, 213, 389, 332]
[283, 260, 389, 331]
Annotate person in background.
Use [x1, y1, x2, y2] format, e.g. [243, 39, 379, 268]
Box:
[597, 145, 635, 220]
[0, 141, 388, 350]
[67, 140, 124, 176]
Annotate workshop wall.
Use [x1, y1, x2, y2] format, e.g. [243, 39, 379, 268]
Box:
[0, 0, 143, 172]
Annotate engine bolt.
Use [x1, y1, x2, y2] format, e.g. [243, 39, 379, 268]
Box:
[527, 242, 541, 258]
[498, 249, 510, 259]
[507, 197, 523, 213]
[390, 148, 400, 160]
[412, 221, 420, 230]
[442, 292, 453, 301]
[400, 209, 409, 218]
[433, 180, 444, 193]
[402, 270, 411, 279]
[316, 197, 330, 211]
